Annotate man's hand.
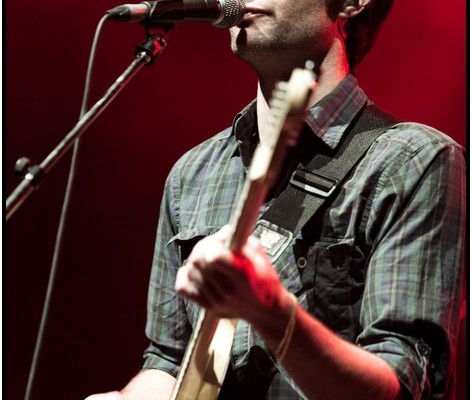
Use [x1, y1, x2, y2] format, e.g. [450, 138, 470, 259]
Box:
[175, 225, 286, 322]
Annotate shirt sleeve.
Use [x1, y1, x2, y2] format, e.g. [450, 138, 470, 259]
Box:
[142, 163, 191, 377]
[141, 129, 243, 376]
[357, 125, 466, 399]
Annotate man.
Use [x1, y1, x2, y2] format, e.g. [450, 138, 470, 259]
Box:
[87, 0, 465, 399]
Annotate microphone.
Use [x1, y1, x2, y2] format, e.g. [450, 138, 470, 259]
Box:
[106, 0, 246, 29]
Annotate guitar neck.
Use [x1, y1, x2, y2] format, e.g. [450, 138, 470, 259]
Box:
[227, 159, 270, 251]
[170, 66, 315, 400]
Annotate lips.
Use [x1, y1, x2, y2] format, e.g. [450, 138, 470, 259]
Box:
[236, 5, 270, 27]
[245, 6, 268, 15]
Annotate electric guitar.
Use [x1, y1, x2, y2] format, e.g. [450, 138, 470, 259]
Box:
[170, 65, 316, 400]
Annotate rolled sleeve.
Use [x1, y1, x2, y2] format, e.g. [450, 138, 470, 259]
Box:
[357, 128, 465, 399]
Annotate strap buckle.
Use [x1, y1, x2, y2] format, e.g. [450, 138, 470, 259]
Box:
[290, 167, 339, 198]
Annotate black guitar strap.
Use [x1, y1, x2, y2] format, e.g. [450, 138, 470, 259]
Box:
[253, 104, 402, 262]
[220, 104, 403, 400]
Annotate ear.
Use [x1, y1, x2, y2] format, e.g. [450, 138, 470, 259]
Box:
[338, 0, 372, 19]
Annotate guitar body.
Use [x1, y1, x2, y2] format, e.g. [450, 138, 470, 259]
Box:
[170, 66, 316, 400]
[171, 313, 237, 400]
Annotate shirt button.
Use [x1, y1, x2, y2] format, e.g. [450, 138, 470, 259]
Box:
[297, 257, 307, 268]
[416, 341, 430, 357]
[236, 369, 245, 381]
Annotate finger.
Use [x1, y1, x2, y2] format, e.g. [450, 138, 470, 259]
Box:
[188, 235, 230, 267]
[190, 238, 235, 276]
[176, 263, 225, 309]
[175, 264, 201, 298]
[187, 224, 235, 264]
[244, 235, 273, 272]
[213, 224, 234, 241]
[194, 262, 237, 301]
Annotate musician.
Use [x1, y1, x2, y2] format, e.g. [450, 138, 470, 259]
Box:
[87, 0, 465, 399]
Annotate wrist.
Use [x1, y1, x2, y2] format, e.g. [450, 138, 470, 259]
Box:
[273, 292, 297, 362]
[249, 290, 298, 357]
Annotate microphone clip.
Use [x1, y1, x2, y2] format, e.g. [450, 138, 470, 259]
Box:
[135, 28, 170, 65]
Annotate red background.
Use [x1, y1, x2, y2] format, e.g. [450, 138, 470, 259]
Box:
[5, 1, 467, 400]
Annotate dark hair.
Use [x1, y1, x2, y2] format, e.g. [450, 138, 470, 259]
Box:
[324, 0, 394, 70]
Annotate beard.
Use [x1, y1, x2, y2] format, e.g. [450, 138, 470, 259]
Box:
[229, 21, 333, 78]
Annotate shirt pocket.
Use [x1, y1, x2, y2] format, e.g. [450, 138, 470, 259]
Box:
[295, 238, 366, 342]
[168, 226, 221, 329]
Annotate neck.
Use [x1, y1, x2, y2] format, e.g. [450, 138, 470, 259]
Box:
[256, 38, 350, 145]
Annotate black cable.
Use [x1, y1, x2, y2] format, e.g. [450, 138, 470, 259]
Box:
[23, 14, 109, 400]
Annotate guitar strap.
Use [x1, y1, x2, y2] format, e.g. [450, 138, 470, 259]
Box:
[219, 104, 403, 400]
[253, 104, 402, 261]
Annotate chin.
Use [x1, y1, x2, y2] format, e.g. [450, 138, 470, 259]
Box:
[230, 28, 247, 53]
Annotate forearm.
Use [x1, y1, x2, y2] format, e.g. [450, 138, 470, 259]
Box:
[86, 369, 176, 400]
[250, 292, 402, 400]
[123, 369, 176, 399]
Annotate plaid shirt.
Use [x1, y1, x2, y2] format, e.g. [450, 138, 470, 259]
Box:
[143, 75, 465, 399]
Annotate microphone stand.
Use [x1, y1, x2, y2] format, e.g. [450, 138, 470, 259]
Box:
[6, 30, 168, 221]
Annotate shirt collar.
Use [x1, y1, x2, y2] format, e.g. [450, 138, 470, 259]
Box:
[305, 74, 367, 150]
[226, 74, 368, 155]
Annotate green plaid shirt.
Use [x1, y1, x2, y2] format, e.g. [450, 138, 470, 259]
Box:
[143, 75, 465, 399]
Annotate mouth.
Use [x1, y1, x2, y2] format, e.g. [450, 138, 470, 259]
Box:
[232, 5, 270, 28]
[236, 6, 268, 26]
[244, 6, 268, 16]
